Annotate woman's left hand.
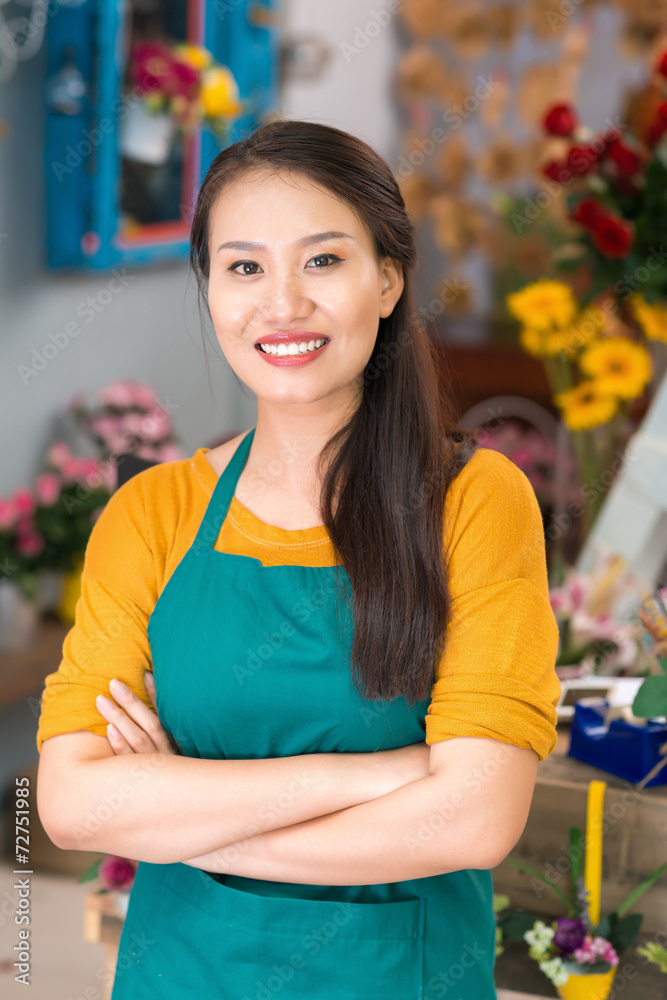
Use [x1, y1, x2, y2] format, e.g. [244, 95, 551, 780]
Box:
[95, 672, 180, 756]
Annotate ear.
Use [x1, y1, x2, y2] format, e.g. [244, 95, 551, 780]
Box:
[379, 258, 404, 318]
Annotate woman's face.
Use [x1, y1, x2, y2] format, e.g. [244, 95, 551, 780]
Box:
[206, 169, 404, 409]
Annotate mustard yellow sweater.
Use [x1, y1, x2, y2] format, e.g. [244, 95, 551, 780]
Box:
[36, 443, 561, 759]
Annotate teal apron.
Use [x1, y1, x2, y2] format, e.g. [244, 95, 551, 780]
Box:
[110, 428, 497, 999]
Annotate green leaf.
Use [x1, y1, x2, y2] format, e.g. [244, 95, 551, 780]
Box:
[503, 858, 576, 914]
[76, 856, 103, 884]
[632, 676, 667, 718]
[595, 914, 613, 940]
[497, 909, 540, 941]
[569, 826, 584, 900]
[609, 913, 643, 953]
[615, 862, 667, 918]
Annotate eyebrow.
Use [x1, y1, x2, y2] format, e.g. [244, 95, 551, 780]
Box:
[216, 231, 356, 253]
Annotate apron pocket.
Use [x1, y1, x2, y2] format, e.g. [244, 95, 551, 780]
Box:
[139, 863, 426, 1000]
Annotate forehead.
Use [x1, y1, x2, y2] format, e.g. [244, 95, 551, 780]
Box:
[208, 168, 371, 246]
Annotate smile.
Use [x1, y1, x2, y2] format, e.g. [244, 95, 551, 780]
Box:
[255, 339, 330, 366]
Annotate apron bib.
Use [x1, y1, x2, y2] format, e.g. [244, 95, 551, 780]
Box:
[110, 428, 497, 999]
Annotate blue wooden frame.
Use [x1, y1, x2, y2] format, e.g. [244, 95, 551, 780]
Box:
[44, 0, 278, 271]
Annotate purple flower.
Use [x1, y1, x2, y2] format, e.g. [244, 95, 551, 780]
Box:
[553, 917, 587, 955]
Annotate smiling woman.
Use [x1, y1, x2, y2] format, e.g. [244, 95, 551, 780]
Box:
[36, 120, 560, 1000]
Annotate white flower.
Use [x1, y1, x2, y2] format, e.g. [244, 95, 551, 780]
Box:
[525, 920, 555, 953]
[539, 956, 569, 986]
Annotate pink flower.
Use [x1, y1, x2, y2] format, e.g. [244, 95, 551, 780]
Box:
[0, 497, 17, 531]
[35, 473, 61, 507]
[12, 488, 35, 518]
[16, 531, 45, 557]
[99, 855, 138, 891]
[61, 456, 86, 482]
[45, 440, 72, 469]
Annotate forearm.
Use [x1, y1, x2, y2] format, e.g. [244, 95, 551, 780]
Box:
[181, 770, 499, 884]
[52, 748, 382, 863]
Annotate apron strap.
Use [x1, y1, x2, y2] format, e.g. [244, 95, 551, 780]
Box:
[193, 427, 255, 552]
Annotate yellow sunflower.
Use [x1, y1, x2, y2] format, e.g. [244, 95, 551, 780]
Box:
[506, 279, 577, 331]
[546, 306, 606, 358]
[629, 293, 667, 344]
[579, 337, 652, 400]
[554, 382, 619, 431]
[518, 326, 546, 357]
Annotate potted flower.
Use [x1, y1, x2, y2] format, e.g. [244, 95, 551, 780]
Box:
[0, 452, 111, 650]
[50, 379, 186, 621]
[121, 40, 246, 164]
[78, 854, 138, 919]
[499, 780, 667, 999]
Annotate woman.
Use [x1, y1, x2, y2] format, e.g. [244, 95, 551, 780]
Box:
[36, 120, 561, 999]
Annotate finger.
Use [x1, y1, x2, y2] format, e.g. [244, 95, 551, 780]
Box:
[96, 692, 161, 755]
[144, 670, 157, 711]
[108, 678, 176, 755]
[106, 722, 136, 756]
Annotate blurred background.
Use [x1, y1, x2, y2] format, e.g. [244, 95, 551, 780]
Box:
[2, 1, 667, 997]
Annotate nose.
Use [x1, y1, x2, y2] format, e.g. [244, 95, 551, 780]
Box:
[252, 268, 315, 329]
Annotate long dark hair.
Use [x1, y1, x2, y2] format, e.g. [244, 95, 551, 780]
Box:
[189, 120, 479, 706]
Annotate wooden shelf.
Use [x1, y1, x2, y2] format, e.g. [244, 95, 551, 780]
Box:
[0, 614, 69, 708]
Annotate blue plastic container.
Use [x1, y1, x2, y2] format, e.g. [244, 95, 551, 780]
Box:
[569, 702, 667, 787]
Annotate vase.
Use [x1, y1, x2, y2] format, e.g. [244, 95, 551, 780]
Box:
[556, 966, 617, 1000]
[0, 579, 39, 652]
[56, 552, 85, 626]
[120, 99, 175, 165]
[108, 890, 130, 919]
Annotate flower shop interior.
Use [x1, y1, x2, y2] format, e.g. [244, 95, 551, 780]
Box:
[2, 1, 667, 998]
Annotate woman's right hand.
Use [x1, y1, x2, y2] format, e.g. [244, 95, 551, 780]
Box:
[369, 741, 432, 799]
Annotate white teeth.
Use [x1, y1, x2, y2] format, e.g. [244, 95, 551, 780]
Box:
[259, 338, 327, 356]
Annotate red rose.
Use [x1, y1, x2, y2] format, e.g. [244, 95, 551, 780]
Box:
[169, 59, 200, 99]
[543, 103, 578, 137]
[566, 144, 599, 176]
[607, 140, 643, 178]
[646, 120, 667, 146]
[657, 102, 667, 124]
[655, 51, 667, 78]
[571, 198, 606, 228]
[129, 42, 175, 94]
[542, 159, 571, 183]
[592, 215, 633, 258]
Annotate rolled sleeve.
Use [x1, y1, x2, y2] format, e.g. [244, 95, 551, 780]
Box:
[425, 447, 561, 761]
